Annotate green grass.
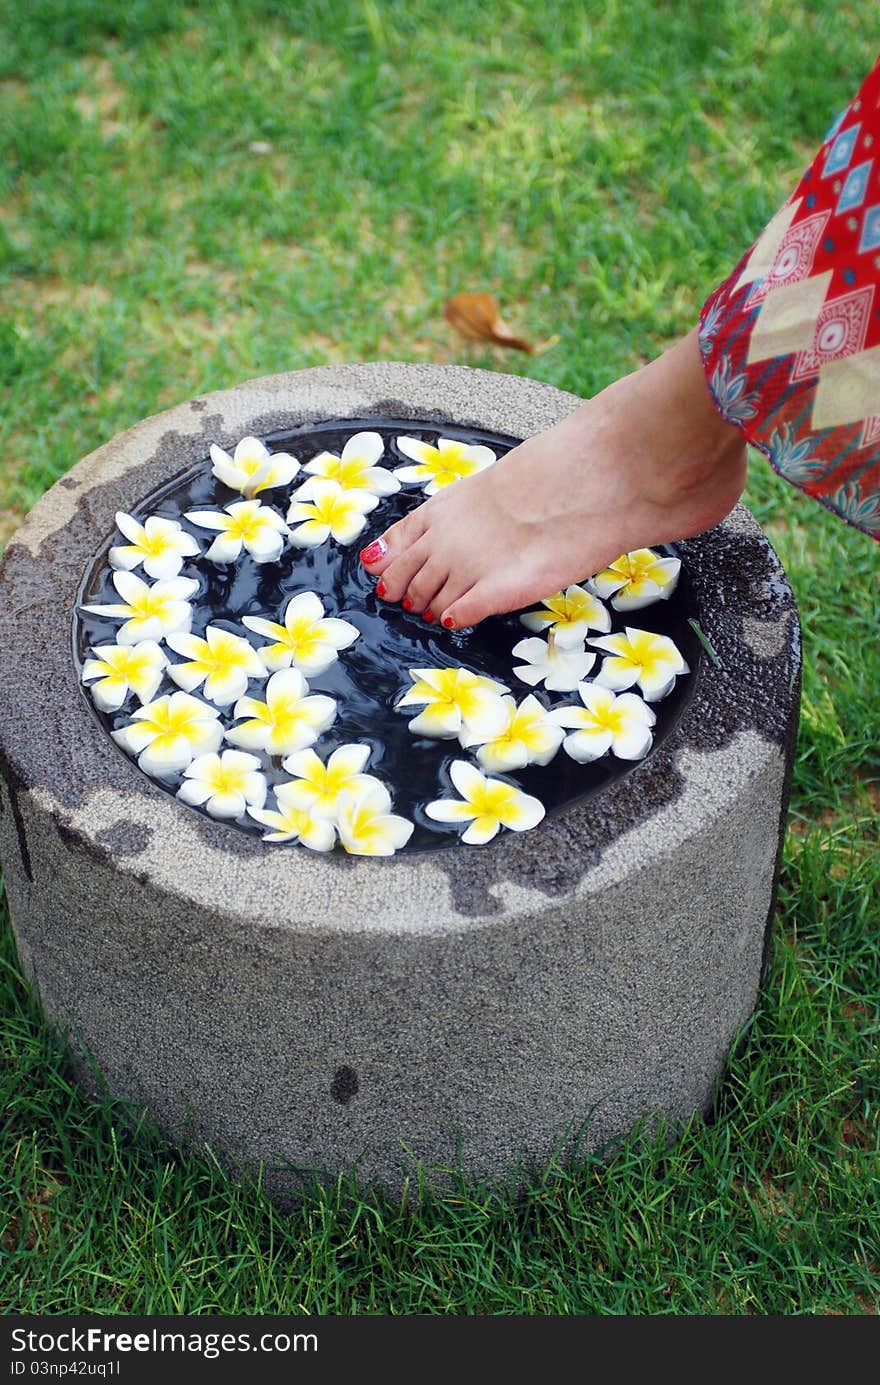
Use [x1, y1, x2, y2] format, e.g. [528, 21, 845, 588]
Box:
[2, 0, 879, 1315]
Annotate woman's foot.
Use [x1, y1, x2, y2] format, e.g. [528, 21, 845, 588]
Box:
[360, 328, 747, 629]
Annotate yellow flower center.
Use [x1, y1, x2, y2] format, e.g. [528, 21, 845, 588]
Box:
[281, 615, 323, 658]
[198, 634, 251, 676]
[470, 780, 517, 817]
[342, 804, 384, 850]
[147, 700, 201, 742]
[421, 668, 489, 719]
[226, 509, 265, 542]
[322, 455, 370, 488]
[260, 694, 304, 738]
[308, 763, 344, 803]
[140, 530, 172, 558]
[311, 490, 352, 525]
[618, 550, 661, 583]
[104, 646, 150, 677]
[494, 706, 539, 748]
[418, 441, 478, 487]
[614, 631, 670, 677]
[131, 588, 173, 620]
[585, 704, 625, 733]
[543, 587, 601, 625]
[208, 762, 247, 795]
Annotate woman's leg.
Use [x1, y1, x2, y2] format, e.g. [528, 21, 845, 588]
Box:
[361, 328, 745, 629]
[362, 55, 880, 628]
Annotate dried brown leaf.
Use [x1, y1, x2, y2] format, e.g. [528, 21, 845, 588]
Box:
[444, 291, 556, 354]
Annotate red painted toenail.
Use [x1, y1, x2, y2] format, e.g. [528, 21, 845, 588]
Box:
[376, 579, 387, 597]
[441, 615, 455, 629]
[360, 539, 387, 564]
[402, 597, 413, 611]
[423, 610, 435, 623]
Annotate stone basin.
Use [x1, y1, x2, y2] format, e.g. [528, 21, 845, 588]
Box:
[0, 363, 801, 1194]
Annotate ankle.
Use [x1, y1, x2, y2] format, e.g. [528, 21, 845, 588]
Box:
[601, 328, 746, 511]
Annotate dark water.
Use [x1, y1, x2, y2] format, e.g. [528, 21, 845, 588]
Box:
[73, 417, 700, 851]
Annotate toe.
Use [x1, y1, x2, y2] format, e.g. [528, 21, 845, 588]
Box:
[440, 575, 520, 630]
[431, 574, 474, 627]
[378, 535, 433, 603]
[404, 557, 450, 616]
[360, 507, 428, 575]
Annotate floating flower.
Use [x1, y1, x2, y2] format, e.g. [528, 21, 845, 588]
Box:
[286, 478, 379, 547]
[548, 684, 656, 762]
[461, 694, 565, 772]
[519, 584, 610, 647]
[394, 436, 496, 494]
[425, 760, 544, 846]
[225, 668, 336, 756]
[185, 499, 290, 564]
[209, 436, 300, 498]
[166, 625, 266, 706]
[590, 627, 689, 702]
[303, 431, 400, 497]
[242, 591, 359, 676]
[335, 780, 414, 856]
[81, 640, 168, 711]
[177, 749, 268, 819]
[248, 783, 337, 850]
[280, 744, 376, 819]
[83, 571, 199, 645]
[109, 512, 200, 580]
[396, 666, 509, 740]
[112, 691, 222, 778]
[512, 633, 595, 692]
[590, 549, 681, 611]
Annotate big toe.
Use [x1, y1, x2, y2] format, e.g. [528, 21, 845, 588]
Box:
[359, 507, 428, 575]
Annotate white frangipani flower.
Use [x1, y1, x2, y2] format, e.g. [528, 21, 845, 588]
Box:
[81, 640, 168, 711]
[512, 633, 595, 693]
[186, 499, 290, 564]
[286, 478, 379, 547]
[210, 436, 300, 498]
[225, 668, 336, 756]
[83, 571, 199, 645]
[280, 744, 376, 819]
[303, 431, 400, 497]
[425, 760, 544, 846]
[548, 683, 656, 762]
[177, 749, 268, 819]
[248, 783, 337, 850]
[109, 512, 200, 580]
[112, 691, 222, 778]
[396, 666, 509, 740]
[394, 436, 496, 495]
[590, 627, 689, 702]
[166, 625, 266, 706]
[519, 584, 610, 648]
[335, 780, 414, 856]
[242, 591, 359, 676]
[590, 549, 681, 611]
[461, 693, 565, 772]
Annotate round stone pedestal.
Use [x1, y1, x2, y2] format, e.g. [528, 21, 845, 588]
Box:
[0, 364, 800, 1194]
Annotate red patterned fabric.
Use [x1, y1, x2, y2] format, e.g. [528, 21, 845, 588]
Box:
[699, 56, 880, 538]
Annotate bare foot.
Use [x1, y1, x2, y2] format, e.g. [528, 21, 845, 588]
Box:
[360, 328, 747, 629]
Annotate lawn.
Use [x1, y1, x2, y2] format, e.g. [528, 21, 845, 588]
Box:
[1, 0, 878, 1315]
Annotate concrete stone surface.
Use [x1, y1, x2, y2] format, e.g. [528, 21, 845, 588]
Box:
[0, 363, 801, 1194]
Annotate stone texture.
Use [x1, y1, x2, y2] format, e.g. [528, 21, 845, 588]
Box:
[0, 363, 801, 1195]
